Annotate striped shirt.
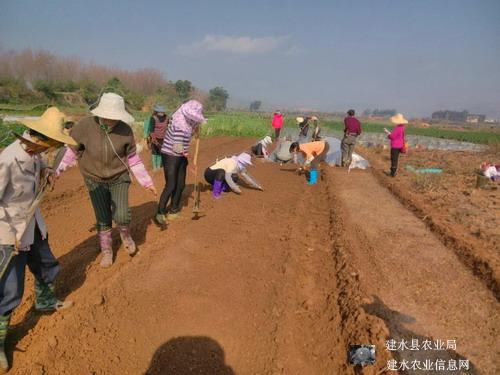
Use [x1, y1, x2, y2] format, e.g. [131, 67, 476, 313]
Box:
[161, 124, 193, 156]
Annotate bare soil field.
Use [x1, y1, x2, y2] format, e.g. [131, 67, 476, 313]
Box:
[362, 146, 499, 299]
[4, 137, 499, 374]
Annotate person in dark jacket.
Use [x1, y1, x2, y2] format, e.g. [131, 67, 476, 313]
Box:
[341, 109, 362, 167]
[144, 104, 169, 170]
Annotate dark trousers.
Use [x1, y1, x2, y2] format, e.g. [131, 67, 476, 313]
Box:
[204, 168, 225, 185]
[274, 128, 281, 139]
[311, 142, 330, 169]
[390, 148, 401, 176]
[0, 226, 59, 316]
[158, 154, 188, 214]
[84, 173, 131, 232]
[341, 134, 357, 166]
[150, 139, 163, 156]
[251, 143, 264, 156]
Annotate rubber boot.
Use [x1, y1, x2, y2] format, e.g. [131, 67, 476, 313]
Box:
[167, 211, 180, 221]
[308, 169, 318, 185]
[118, 225, 137, 255]
[34, 279, 73, 312]
[390, 168, 397, 177]
[0, 315, 10, 374]
[221, 181, 230, 192]
[98, 229, 113, 268]
[213, 180, 223, 199]
[154, 212, 166, 226]
[154, 155, 162, 170]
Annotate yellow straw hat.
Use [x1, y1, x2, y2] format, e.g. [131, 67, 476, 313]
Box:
[20, 107, 77, 146]
[296, 117, 304, 123]
[390, 113, 408, 125]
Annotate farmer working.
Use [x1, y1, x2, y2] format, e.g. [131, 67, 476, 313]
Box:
[57, 93, 157, 268]
[144, 104, 169, 170]
[271, 110, 284, 140]
[251, 136, 273, 158]
[155, 100, 206, 225]
[341, 109, 362, 167]
[271, 136, 294, 164]
[289, 140, 330, 185]
[204, 152, 263, 199]
[385, 113, 408, 177]
[0, 107, 74, 372]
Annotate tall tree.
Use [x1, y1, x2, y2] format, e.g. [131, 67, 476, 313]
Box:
[175, 80, 193, 101]
[208, 86, 229, 111]
[249, 100, 262, 111]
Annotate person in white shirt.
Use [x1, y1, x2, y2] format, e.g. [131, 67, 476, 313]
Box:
[204, 152, 263, 199]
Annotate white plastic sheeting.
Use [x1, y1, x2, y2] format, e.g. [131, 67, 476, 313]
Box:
[323, 137, 370, 170]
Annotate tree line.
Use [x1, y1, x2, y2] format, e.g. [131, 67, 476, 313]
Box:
[0, 49, 229, 112]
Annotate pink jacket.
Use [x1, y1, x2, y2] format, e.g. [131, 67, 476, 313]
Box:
[272, 113, 284, 129]
[388, 124, 406, 149]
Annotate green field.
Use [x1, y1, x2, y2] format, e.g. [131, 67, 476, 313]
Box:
[2, 111, 499, 148]
[201, 113, 500, 145]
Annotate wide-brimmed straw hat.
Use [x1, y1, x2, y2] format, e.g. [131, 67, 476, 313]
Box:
[296, 117, 304, 123]
[390, 113, 408, 125]
[91, 92, 135, 124]
[20, 107, 76, 146]
[263, 136, 272, 145]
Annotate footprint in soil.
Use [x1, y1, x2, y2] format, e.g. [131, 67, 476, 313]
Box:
[145, 336, 235, 375]
[362, 296, 479, 374]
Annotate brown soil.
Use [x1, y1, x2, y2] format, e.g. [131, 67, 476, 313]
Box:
[362, 146, 500, 299]
[5, 137, 499, 374]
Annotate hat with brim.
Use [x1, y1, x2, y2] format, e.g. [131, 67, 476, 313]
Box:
[296, 117, 304, 123]
[263, 136, 272, 145]
[390, 113, 408, 125]
[90, 92, 135, 125]
[154, 104, 166, 113]
[20, 107, 77, 146]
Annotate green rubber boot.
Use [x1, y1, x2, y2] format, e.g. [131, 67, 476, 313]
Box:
[0, 314, 10, 373]
[34, 279, 73, 312]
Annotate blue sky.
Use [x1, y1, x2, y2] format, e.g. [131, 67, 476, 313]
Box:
[1, 0, 499, 117]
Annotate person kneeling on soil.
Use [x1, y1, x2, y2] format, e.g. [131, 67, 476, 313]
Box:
[289, 140, 330, 185]
[251, 136, 273, 158]
[0, 108, 75, 373]
[204, 152, 263, 199]
[272, 136, 294, 165]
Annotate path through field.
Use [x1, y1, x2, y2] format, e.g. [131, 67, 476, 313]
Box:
[6, 137, 498, 374]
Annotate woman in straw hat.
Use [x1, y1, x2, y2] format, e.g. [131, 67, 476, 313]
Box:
[155, 100, 206, 225]
[384, 113, 408, 177]
[144, 104, 169, 170]
[57, 93, 157, 268]
[0, 107, 74, 372]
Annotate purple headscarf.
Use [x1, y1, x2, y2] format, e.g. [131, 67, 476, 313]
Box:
[232, 152, 253, 170]
[170, 100, 207, 132]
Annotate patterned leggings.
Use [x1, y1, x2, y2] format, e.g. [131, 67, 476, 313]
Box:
[84, 173, 131, 232]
